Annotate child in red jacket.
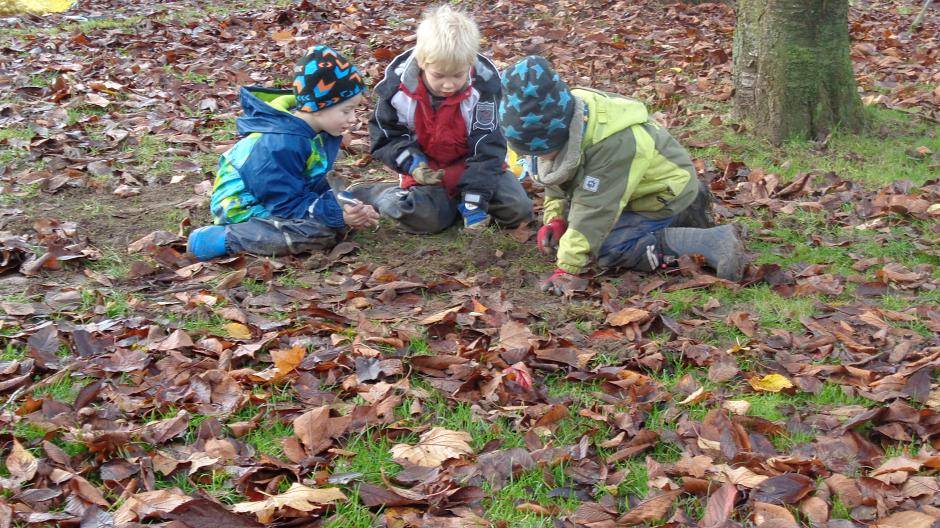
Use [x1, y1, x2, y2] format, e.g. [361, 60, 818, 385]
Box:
[354, 5, 532, 233]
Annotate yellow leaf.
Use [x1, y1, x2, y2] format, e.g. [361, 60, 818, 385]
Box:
[232, 483, 345, 523]
[7, 0, 74, 14]
[747, 374, 793, 393]
[390, 427, 473, 467]
[272, 346, 306, 376]
[225, 322, 251, 340]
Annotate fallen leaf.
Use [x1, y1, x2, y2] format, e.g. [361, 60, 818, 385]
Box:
[272, 345, 305, 375]
[6, 439, 38, 484]
[606, 307, 651, 326]
[748, 374, 794, 393]
[752, 473, 815, 505]
[700, 483, 737, 528]
[617, 489, 681, 525]
[390, 427, 473, 467]
[224, 322, 252, 340]
[872, 510, 939, 528]
[231, 483, 345, 524]
[753, 501, 799, 528]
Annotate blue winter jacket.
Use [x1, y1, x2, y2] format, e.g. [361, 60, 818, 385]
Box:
[210, 87, 345, 228]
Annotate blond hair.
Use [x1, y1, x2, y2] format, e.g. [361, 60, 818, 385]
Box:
[414, 4, 480, 74]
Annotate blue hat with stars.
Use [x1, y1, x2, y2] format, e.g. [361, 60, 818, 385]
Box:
[499, 56, 574, 155]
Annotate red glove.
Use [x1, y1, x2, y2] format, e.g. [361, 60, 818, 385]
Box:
[537, 218, 567, 255]
[540, 268, 580, 296]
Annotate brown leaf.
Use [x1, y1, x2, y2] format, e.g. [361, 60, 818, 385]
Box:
[390, 428, 473, 467]
[606, 307, 651, 326]
[871, 456, 922, 476]
[152, 329, 194, 351]
[496, 320, 536, 355]
[167, 499, 263, 528]
[6, 439, 38, 484]
[293, 407, 332, 456]
[752, 474, 814, 505]
[700, 483, 737, 528]
[617, 489, 681, 526]
[112, 490, 192, 524]
[872, 510, 939, 528]
[572, 502, 617, 528]
[799, 496, 829, 526]
[825, 474, 863, 508]
[753, 502, 798, 528]
[726, 311, 757, 337]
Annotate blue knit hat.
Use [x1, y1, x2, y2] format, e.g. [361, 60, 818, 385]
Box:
[293, 45, 365, 112]
[499, 56, 574, 155]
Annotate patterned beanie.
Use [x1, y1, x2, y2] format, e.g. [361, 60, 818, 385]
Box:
[499, 56, 574, 155]
[293, 45, 366, 112]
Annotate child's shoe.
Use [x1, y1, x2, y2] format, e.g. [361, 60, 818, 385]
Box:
[187, 225, 229, 261]
[458, 202, 491, 230]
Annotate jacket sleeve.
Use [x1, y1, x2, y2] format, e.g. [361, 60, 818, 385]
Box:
[457, 92, 506, 209]
[239, 134, 345, 228]
[555, 131, 648, 274]
[542, 184, 569, 224]
[369, 79, 424, 175]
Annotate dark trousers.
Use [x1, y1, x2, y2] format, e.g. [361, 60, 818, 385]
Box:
[225, 216, 340, 257]
[364, 171, 533, 234]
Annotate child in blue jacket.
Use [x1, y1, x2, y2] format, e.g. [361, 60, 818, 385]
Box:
[187, 45, 379, 260]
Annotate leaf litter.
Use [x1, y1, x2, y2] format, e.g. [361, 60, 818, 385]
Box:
[1, 0, 939, 526]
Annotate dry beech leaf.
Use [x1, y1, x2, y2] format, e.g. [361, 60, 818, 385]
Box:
[6, 439, 38, 484]
[606, 307, 651, 326]
[390, 427, 473, 467]
[617, 489, 681, 526]
[231, 483, 345, 523]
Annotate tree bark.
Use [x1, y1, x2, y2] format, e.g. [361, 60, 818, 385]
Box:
[732, 0, 865, 144]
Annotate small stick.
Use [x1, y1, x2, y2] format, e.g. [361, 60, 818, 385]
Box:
[911, 0, 933, 31]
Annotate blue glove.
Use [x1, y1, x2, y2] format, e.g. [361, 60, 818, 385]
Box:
[407, 151, 429, 175]
[458, 202, 491, 230]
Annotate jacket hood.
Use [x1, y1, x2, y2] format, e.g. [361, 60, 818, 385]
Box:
[235, 87, 319, 137]
[573, 88, 649, 147]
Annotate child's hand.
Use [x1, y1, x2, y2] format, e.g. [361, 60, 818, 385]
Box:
[342, 203, 380, 229]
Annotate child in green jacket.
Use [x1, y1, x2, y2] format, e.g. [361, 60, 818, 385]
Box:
[499, 56, 745, 295]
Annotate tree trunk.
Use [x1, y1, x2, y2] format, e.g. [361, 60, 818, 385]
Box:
[732, 0, 866, 144]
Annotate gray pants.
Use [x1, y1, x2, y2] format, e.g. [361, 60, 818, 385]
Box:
[356, 171, 533, 234]
[225, 216, 340, 257]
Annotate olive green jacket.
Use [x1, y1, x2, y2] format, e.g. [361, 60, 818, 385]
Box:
[537, 88, 697, 274]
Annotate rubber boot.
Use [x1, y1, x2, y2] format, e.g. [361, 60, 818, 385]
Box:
[346, 181, 399, 208]
[187, 225, 228, 261]
[658, 225, 746, 281]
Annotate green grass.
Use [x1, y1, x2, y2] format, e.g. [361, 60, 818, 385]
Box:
[482, 466, 582, 525]
[33, 375, 90, 404]
[2, 342, 26, 360]
[324, 490, 374, 528]
[687, 105, 940, 187]
[241, 418, 293, 459]
[744, 383, 873, 423]
[332, 429, 404, 483]
[77, 289, 134, 319]
[155, 469, 245, 504]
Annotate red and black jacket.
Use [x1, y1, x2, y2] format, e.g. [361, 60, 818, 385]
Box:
[368, 48, 506, 209]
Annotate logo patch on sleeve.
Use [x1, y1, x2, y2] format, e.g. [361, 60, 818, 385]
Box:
[583, 176, 600, 192]
[472, 101, 496, 131]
